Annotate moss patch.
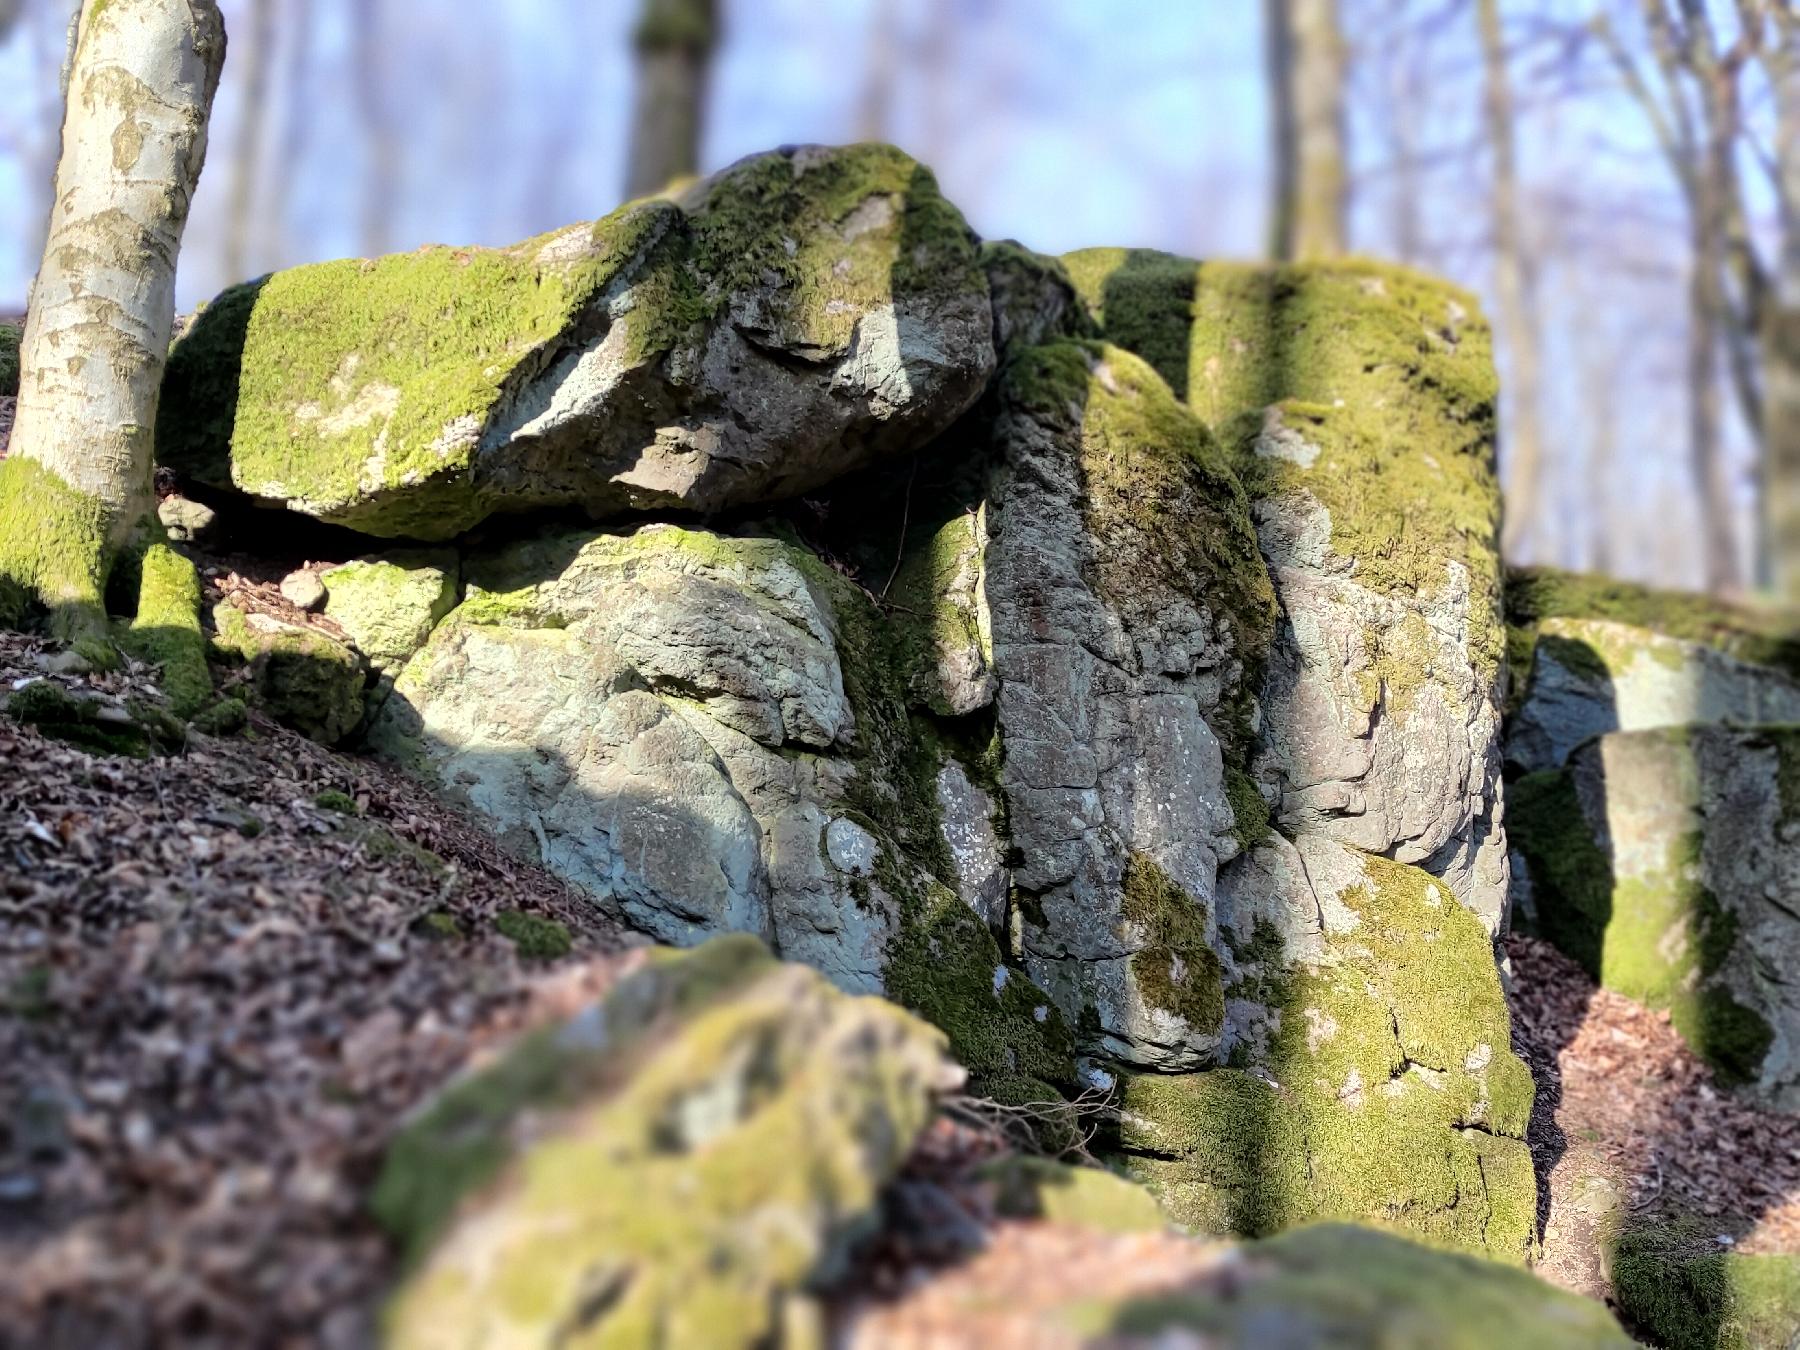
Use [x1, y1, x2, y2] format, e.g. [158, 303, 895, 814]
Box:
[1612, 1211, 1800, 1350]
[1121, 852, 1224, 1036]
[494, 910, 573, 961]
[124, 543, 211, 717]
[1506, 566, 1800, 696]
[980, 1156, 1166, 1234]
[5, 681, 183, 758]
[1120, 852, 1535, 1262]
[312, 789, 357, 814]
[0, 456, 113, 642]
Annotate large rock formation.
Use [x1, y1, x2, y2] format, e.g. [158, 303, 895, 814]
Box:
[1505, 568, 1800, 1111]
[1064, 251, 1510, 930]
[157, 144, 995, 539]
[162, 152, 1538, 1260]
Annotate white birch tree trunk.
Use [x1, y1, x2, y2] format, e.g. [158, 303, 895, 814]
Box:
[0, 0, 225, 640]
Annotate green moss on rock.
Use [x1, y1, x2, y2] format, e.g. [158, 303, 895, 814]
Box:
[211, 602, 366, 744]
[494, 910, 572, 961]
[378, 936, 951, 1348]
[319, 551, 458, 673]
[158, 203, 673, 538]
[1082, 1223, 1634, 1347]
[1506, 565, 1800, 696]
[1510, 767, 1773, 1085]
[1064, 254, 1503, 683]
[1122, 852, 1225, 1036]
[1613, 1211, 1800, 1350]
[124, 542, 211, 718]
[0, 456, 112, 641]
[1120, 853, 1535, 1263]
[981, 1156, 1167, 1234]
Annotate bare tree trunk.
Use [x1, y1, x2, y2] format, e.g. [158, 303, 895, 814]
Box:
[222, 0, 272, 283]
[1481, 0, 1547, 564]
[1266, 0, 1347, 261]
[625, 0, 718, 198]
[354, 0, 394, 256]
[857, 0, 900, 142]
[0, 0, 226, 641]
[263, 0, 311, 268]
[1764, 10, 1800, 598]
[1692, 153, 1739, 592]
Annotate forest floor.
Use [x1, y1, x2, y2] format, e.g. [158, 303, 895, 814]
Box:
[2, 614, 1797, 1343]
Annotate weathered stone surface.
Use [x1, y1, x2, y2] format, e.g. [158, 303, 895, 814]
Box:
[210, 602, 365, 744]
[1507, 615, 1800, 775]
[1066, 254, 1510, 931]
[370, 520, 1079, 1108]
[154, 492, 216, 543]
[158, 144, 995, 539]
[376, 935, 960, 1349]
[277, 568, 324, 611]
[1510, 726, 1794, 1110]
[1120, 839, 1537, 1262]
[984, 341, 1276, 1070]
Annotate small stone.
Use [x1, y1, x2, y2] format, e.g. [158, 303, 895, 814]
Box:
[824, 817, 878, 877]
[156, 493, 217, 542]
[280, 570, 326, 611]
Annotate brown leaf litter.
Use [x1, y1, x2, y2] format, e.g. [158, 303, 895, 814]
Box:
[1508, 932, 1800, 1301]
[0, 629, 639, 1347]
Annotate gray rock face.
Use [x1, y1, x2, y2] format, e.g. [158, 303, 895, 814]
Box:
[158, 144, 995, 540]
[985, 343, 1271, 1071]
[1247, 441, 1509, 933]
[1512, 725, 1798, 1110]
[1506, 615, 1800, 775]
[936, 761, 1006, 928]
[370, 526, 895, 979]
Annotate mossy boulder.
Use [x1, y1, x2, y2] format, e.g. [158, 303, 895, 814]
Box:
[980, 1156, 1167, 1234]
[1065, 253, 1509, 929]
[157, 144, 994, 540]
[1612, 1211, 1800, 1350]
[377, 935, 960, 1347]
[1072, 1224, 1632, 1347]
[210, 601, 366, 744]
[1121, 840, 1536, 1262]
[1510, 727, 1791, 1107]
[1505, 579, 1800, 774]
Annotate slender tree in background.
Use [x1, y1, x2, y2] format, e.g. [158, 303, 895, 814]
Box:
[1266, 0, 1348, 260]
[1758, 5, 1800, 597]
[858, 0, 900, 143]
[0, 0, 226, 641]
[1481, 0, 1548, 562]
[222, 0, 272, 283]
[355, 0, 396, 255]
[625, 0, 718, 198]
